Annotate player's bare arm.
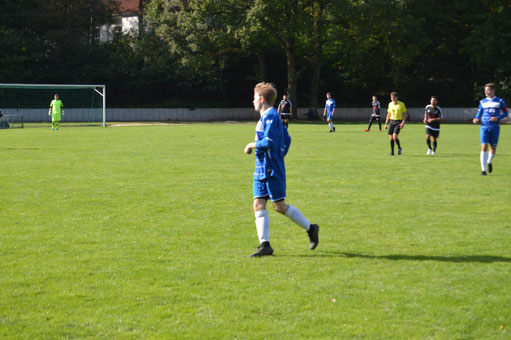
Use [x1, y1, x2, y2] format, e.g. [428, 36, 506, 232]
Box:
[400, 113, 407, 128]
[423, 113, 427, 124]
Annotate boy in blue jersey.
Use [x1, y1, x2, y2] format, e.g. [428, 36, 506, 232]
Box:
[473, 83, 508, 175]
[244, 82, 319, 257]
[323, 92, 336, 132]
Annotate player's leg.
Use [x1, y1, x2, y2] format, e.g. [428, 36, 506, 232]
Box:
[365, 117, 373, 131]
[268, 177, 319, 250]
[487, 127, 499, 173]
[327, 117, 332, 132]
[432, 136, 438, 154]
[480, 127, 490, 175]
[55, 120, 60, 130]
[426, 130, 432, 154]
[393, 123, 402, 155]
[250, 180, 273, 257]
[377, 116, 382, 131]
[394, 133, 402, 155]
[388, 125, 395, 155]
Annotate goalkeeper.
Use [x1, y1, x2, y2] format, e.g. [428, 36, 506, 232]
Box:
[49, 93, 64, 130]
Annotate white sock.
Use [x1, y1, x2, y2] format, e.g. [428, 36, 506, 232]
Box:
[328, 122, 332, 130]
[285, 205, 310, 231]
[488, 152, 495, 164]
[255, 210, 269, 243]
[480, 151, 488, 171]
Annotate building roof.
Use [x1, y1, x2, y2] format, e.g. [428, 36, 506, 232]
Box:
[118, 0, 139, 14]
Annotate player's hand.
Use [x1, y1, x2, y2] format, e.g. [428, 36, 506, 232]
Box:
[472, 118, 479, 124]
[423, 119, 427, 124]
[384, 124, 388, 130]
[490, 116, 498, 122]
[399, 123, 405, 129]
[244, 143, 254, 154]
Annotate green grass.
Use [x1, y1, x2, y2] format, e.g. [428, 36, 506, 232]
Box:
[1, 122, 510, 339]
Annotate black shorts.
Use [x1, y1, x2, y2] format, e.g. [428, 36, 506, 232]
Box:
[388, 120, 402, 135]
[426, 127, 440, 138]
[280, 113, 291, 121]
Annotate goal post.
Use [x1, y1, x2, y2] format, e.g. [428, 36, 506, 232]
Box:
[0, 83, 106, 127]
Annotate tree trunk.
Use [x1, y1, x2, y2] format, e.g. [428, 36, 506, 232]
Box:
[138, 0, 145, 38]
[256, 46, 267, 82]
[286, 39, 298, 118]
[309, 0, 324, 111]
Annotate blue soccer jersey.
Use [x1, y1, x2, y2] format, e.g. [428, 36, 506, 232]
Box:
[325, 98, 336, 115]
[475, 96, 508, 127]
[254, 107, 291, 180]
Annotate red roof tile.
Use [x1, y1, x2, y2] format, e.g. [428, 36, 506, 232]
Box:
[118, 0, 139, 13]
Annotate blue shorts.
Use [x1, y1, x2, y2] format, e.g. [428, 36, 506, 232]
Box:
[253, 177, 286, 202]
[480, 126, 500, 147]
[326, 113, 333, 120]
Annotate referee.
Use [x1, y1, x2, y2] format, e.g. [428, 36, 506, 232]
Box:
[384, 92, 408, 155]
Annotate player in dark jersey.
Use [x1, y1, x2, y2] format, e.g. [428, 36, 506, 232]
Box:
[423, 96, 443, 155]
[277, 94, 292, 128]
[365, 96, 382, 131]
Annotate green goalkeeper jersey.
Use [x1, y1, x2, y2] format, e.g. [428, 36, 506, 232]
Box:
[50, 99, 64, 114]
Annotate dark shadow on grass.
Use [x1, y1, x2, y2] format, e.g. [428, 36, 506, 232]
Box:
[279, 251, 511, 263]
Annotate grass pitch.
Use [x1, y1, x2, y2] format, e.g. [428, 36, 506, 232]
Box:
[1, 122, 510, 338]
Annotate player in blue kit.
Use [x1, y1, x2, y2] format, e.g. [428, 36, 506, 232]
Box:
[323, 92, 336, 132]
[473, 83, 508, 175]
[244, 82, 319, 257]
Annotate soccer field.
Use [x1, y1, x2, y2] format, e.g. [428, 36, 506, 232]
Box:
[1, 122, 510, 338]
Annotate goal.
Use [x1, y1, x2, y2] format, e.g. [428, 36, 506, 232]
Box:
[0, 84, 106, 127]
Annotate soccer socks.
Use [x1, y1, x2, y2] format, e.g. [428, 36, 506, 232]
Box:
[367, 118, 373, 130]
[433, 141, 437, 151]
[395, 139, 401, 149]
[255, 210, 270, 243]
[480, 151, 488, 172]
[390, 140, 395, 153]
[329, 122, 334, 131]
[285, 205, 311, 231]
[487, 152, 495, 164]
[426, 139, 432, 149]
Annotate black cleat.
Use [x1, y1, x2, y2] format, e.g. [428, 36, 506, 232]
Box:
[333, 126, 336, 132]
[249, 242, 274, 257]
[488, 163, 493, 173]
[307, 224, 320, 250]
[390, 152, 394, 156]
[398, 148, 402, 155]
[481, 171, 487, 176]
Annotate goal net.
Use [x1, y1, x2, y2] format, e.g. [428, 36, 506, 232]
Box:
[0, 84, 106, 127]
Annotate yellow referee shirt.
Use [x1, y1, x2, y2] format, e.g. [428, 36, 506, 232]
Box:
[387, 100, 407, 120]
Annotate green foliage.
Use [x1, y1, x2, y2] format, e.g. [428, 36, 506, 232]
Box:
[1, 123, 510, 337]
[1, 0, 510, 107]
